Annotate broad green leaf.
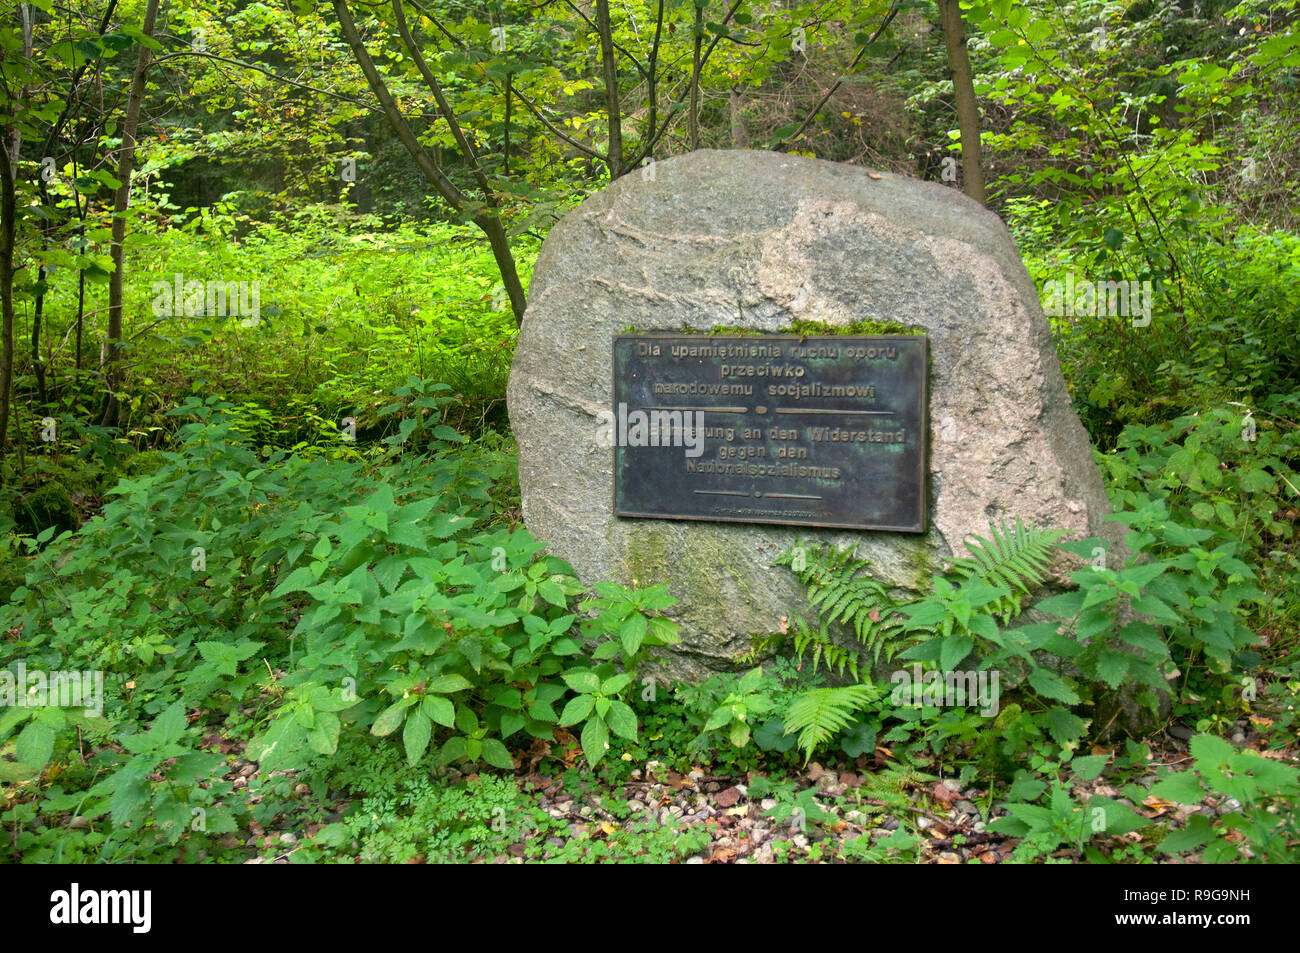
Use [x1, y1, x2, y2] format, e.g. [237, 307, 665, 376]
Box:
[15, 721, 55, 771]
[1042, 707, 1088, 745]
[403, 711, 432, 765]
[600, 673, 631, 696]
[939, 633, 973, 670]
[1071, 754, 1109, 781]
[1159, 814, 1214, 853]
[1028, 668, 1080, 704]
[423, 694, 455, 727]
[455, 705, 480, 734]
[1188, 733, 1235, 769]
[1094, 650, 1131, 688]
[1149, 770, 1206, 805]
[606, 700, 638, 740]
[426, 673, 473, 694]
[704, 706, 733, 732]
[581, 717, 610, 766]
[558, 693, 595, 726]
[619, 612, 648, 655]
[561, 671, 600, 694]
[371, 700, 409, 737]
[481, 738, 514, 770]
[1088, 797, 1146, 834]
[307, 710, 340, 755]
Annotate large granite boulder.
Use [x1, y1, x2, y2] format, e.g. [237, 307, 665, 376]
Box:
[507, 149, 1124, 679]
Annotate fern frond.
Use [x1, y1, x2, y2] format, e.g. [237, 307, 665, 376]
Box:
[783, 684, 882, 764]
[859, 765, 928, 809]
[776, 542, 905, 662]
[790, 617, 860, 680]
[947, 519, 1064, 622]
[737, 630, 785, 667]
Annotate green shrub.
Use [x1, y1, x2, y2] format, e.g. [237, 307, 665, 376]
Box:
[12, 482, 77, 538]
[1151, 733, 1300, 863]
[0, 380, 671, 862]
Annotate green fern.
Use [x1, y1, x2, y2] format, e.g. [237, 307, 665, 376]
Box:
[783, 684, 881, 764]
[776, 543, 904, 662]
[738, 617, 860, 679]
[790, 616, 861, 680]
[858, 764, 930, 812]
[947, 519, 1065, 622]
[735, 633, 779, 668]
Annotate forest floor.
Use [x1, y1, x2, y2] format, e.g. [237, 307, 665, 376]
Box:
[215, 715, 1282, 865]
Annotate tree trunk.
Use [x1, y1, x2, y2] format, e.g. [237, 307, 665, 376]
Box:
[938, 0, 986, 204]
[334, 1, 527, 324]
[689, 3, 704, 151]
[386, 0, 526, 323]
[32, 0, 121, 402]
[101, 0, 161, 428]
[19, 4, 43, 405]
[729, 87, 748, 148]
[595, 0, 624, 177]
[0, 133, 16, 482]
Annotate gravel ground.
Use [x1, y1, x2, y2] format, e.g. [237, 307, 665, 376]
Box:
[221, 718, 1292, 864]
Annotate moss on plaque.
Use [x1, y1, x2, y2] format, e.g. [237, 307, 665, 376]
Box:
[618, 318, 925, 337]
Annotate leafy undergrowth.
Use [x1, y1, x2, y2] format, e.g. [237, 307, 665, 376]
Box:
[1, 381, 1297, 864]
[32, 210, 534, 454]
[30, 702, 1290, 865]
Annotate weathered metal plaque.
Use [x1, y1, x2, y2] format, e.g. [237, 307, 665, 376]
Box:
[612, 334, 928, 532]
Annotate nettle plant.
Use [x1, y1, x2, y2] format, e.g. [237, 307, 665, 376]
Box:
[1047, 511, 1262, 692]
[987, 780, 1147, 864]
[0, 382, 675, 857]
[1104, 408, 1298, 552]
[1150, 733, 1300, 863]
[675, 666, 776, 760]
[250, 504, 677, 775]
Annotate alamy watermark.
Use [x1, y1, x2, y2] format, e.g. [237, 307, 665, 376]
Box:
[0, 663, 103, 717]
[1040, 273, 1155, 327]
[596, 403, 705, 458]
[151, 272, 261, 327]
[890, 663, 1000, 716]
[50, 883, 150, 933]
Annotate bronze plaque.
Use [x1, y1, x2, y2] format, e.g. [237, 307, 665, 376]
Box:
[612, 334, 928, 532]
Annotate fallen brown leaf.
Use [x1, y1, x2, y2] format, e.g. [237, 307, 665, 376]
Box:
[1143, 795, 1177, 815]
